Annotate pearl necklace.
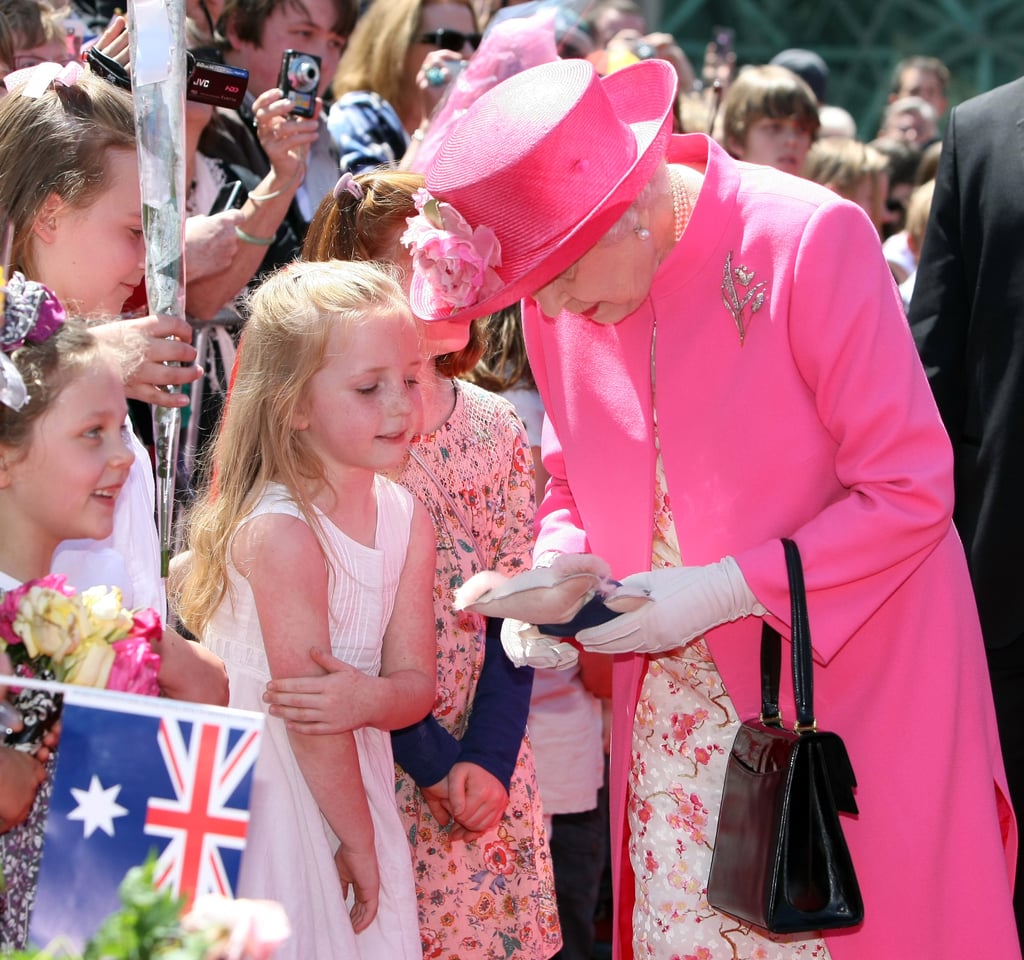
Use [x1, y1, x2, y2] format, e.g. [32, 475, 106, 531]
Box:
[669, 164, 692, 241]
[651, 166, 696, 453]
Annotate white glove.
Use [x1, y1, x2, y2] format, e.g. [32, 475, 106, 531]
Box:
[455, 554, 613, 624]
[500, 618, 579, 670]
[575, 556, 766, 655]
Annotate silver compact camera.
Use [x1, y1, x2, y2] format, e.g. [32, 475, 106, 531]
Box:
[278, 50, 321, 118]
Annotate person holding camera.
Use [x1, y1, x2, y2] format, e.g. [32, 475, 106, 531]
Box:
[327, 0, 480, 175]
[198, 0, 358, 254]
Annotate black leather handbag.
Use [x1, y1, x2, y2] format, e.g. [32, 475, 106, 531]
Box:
[707, 538, 863, 934]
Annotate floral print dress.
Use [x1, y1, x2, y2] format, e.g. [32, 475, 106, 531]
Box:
[388, 381, 561, 960]
[627, 459, 832, 960]
[0, 571, 56, 952]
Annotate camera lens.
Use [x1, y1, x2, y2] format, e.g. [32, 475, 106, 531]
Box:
[286, 54, 320, 93]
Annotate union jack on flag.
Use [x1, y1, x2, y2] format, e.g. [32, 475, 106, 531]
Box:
[147, 715, 259, 903]
[28, 685, 263, 952]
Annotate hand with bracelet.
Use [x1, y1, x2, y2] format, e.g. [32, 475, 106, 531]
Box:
[185, 88, 312, 319]
[240, 86, 317, 239]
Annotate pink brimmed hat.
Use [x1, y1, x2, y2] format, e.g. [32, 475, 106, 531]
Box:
[404, 57, 678, 323]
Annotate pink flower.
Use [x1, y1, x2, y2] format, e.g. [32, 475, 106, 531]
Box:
[482, 839, 517, 876]
[0, 575, 73, 644]
[184, 895, 291, 960]
[401, 188, 502, 313]
[130, 607, 163, 647]
[107, 635, 161, 696]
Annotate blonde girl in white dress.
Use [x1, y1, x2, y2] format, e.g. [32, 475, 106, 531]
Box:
[178, 260, 436, 960]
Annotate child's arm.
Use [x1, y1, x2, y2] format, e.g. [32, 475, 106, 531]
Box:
[234, 511, 379, 931]
[263, 499, 436, 731]
[156, 626, 230, 706]
[0, 746, 47, 831]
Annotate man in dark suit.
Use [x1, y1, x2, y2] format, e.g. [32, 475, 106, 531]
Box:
[909, 75, 1024, 944]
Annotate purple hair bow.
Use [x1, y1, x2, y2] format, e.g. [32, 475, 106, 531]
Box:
[1, 273, 67, 411]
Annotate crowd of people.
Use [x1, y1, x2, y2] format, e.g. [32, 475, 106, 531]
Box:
[1, 0, 1022, 958]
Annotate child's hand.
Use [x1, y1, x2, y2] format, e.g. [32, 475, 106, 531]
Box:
[420, 779, 455, 829]
[91, 315, 202, 407]
[447, 761, 507, 837]
[334, 841, 379, 933]
[264, 647, 368, 733]
[34, 719, 61, 764]
[0, 746, 46, 831]
[421, 777, 482, 843]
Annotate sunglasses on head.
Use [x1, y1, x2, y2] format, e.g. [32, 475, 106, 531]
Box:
[415, 28, 482, 51]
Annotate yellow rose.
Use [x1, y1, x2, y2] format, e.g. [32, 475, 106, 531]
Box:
[80, 586, 132, 644]
[15, 587, 81, 661]
[62, 639, 116, 688]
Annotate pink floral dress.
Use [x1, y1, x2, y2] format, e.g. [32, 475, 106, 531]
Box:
[627, 458, 832, 960]
[388, 381, 561, 959]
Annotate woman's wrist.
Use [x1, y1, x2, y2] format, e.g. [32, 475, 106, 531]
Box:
[235, 226, 275, 245]
[247, 163, 305, 203]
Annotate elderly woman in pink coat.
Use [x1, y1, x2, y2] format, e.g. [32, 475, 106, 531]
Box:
[401, 58, 1019, 960]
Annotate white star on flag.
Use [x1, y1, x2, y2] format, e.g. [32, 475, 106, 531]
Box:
[67, 775, 129, 838]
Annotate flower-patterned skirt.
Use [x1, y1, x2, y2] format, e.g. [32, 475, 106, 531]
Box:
[627, 642, 832, 960]
[0, 757, 54, 951]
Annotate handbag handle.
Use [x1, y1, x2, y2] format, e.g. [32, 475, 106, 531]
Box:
[759, 538, 815, 732]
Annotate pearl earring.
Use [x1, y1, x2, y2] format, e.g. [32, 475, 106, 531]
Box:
[634, 225, 651, 240]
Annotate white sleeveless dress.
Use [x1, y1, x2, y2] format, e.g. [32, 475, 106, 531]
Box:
[203, 479, 421, 960]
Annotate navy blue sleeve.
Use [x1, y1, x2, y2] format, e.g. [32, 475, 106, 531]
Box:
[391, 713, 462, 788]
[457, 617, 535, 790]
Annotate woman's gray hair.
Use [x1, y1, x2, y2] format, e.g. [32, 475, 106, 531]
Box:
[600, 161, 671, 245]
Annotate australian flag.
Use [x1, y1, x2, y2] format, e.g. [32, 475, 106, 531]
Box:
[28, 685, 263, 952]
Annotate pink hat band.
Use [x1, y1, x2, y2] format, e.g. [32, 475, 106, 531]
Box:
[405, 58, 678, 323]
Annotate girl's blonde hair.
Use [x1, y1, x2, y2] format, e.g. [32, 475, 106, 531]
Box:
[803, 137, 888, 196]
[178, 259, 416, 636]
[0, 69, 135, 278]
[803, 136, 889, 232]
[304, 168, 486, 377]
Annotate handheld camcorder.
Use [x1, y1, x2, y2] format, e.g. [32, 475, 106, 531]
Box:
[278, 50, 321, 118]
[186, 53, 249, 109]
[86, 45, 249, 111]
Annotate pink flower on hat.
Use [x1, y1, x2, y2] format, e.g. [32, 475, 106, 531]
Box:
[402, 188, 502, 314]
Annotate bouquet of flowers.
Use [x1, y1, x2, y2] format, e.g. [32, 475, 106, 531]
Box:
[0, 574, 162, 748]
